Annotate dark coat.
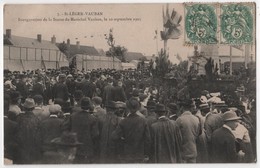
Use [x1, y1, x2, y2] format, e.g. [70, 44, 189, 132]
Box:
[15, 111, 41, 164]
[150, 117, 182, 163]
[36, 151, 74, 164]
[82, 81, 96, 98]
[70, 110, 99, 163]
[4, 117, 18, 160]
[15, 81, 28, 100]
[32, 82, 45, 97]
[52, 82, 69, 101]
[66, 80, 76, 95]
[40, 116, 64, 152]
[99, 112, 122, 163]
[146, 111, 157, 129]
[211, 126, 239, 163]
[103, 84, 114, 104]
[111, 86, 127, 102]
[112, 113, 151, 163]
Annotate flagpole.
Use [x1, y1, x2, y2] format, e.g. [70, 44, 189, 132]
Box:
[230, 46, 232, 75]
[156, 30, 159, 55]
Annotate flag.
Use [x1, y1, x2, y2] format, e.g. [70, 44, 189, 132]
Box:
[162, 6, 167, 25]
[176, 53, 182, 62]
[162, 4, 182, 40]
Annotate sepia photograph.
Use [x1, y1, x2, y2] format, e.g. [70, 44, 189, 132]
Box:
[2, 2, 257, 165]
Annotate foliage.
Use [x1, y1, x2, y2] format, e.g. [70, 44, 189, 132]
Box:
[154, 49, 172, 78]
[58, 42, 70, 60]
[106, 45, 127, 62]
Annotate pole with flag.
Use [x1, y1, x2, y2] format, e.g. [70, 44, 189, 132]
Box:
[154, 29, 159, 55]
[161, 4, 182, 54]
[230, 46, 232, 75]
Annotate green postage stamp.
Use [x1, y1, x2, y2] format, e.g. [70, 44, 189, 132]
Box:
[220, 4, 254, 44]
[185, 3, 255, 45]
[185, 4, 218, 44]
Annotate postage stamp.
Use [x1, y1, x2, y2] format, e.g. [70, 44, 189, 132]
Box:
[220, 3, 254, 44]
[185, 4, 218, 44]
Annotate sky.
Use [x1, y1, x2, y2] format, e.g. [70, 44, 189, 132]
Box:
[4, 3, 195, 64]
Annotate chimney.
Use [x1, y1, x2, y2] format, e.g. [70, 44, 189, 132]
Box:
[37, 34, 42, 42]
[76, 41, 80, 49]
[51, 35, 56, 44]
[6, 29, 11, 39]
[67, 39, 70, 47]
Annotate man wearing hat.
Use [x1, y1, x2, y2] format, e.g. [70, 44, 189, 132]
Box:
[52, 74, 69, 102]
[39, 104, 64, 153]
[167, 103, 179, 121]
[61, 101, 73, 132]
[92, 97, 106, 118]
[99, 101, 122, 163]
[150, 104, 182, 163]
[8, 91, 22, 121]
[15, 74, 28, 104]
[112, 97, 151, 163]
[32, 95, 49, 121]
[39, 132, 82, 164]
[32, 75, 45, 98]
[69, 97, 99, 163]
[211, 111, 243, 163]
[72, 90, 84, 114]
[176, 99, 200, 163]
[102, 77, 114, 105]
[204, 105, 224, 162]
[145, 100, 157, 128]
[66, 74, 76, 105]
[111, 80, 127, 102]
[195, 103, 210, 163]
[15, 98, 41, 164]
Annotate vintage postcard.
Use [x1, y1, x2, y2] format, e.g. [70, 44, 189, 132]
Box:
[2, 2, 257, 166]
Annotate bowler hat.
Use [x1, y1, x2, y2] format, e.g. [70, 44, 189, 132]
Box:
[115, 101, 126, 109]
[59, 74, 66, 78]
[22, 98, 35, 109]
[132, 89, 140, 97]
[62, 102, 72, 112]
[167, 103, 178, 111]
[222, 111, 241, 122]
[81, 97, 92, 110]
[145, 100, 157, 109]
[51, 132, 82, 147]
[126, 97, 140, 112]
[155, 104, 167, 112]
[105, 101, 117, 109]
[199, 103, 210, 110]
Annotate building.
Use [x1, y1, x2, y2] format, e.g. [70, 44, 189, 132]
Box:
[4, 29, 68, 71]
[61, 40, 121, 70]
[124, 52, 146, 62]
[188, 45, 254, 75]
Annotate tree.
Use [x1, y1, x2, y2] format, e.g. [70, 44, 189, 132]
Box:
[105, 28, 127, 63]
[106, 45, 127, 62]
[155, 49, 172, 78]
[58, 42, 70, 60]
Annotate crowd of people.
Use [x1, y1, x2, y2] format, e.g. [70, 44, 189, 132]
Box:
[4, 68, 256, 164]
